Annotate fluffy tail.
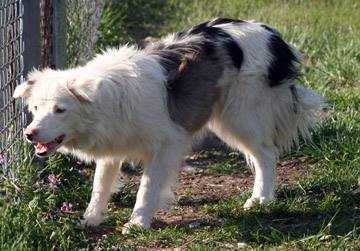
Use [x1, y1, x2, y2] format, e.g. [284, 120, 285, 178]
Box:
[273, 84, 325, 154]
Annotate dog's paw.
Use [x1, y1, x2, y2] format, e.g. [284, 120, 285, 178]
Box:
[122, 220, 150, 235]
[243, 196, 274, 210]
[78, 214, 104, 229]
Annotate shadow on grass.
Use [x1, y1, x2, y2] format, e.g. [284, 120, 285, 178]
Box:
[150, 181, 359, 245]
[221, 208, 359, 245]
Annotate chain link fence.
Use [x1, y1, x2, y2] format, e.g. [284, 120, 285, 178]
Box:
[0, 0, 26, 177]
[0, 0, 105, 179]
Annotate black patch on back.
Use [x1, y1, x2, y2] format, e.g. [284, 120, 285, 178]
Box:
[147, 41, 224, 132]
[209, 17, 246, 26]
[150, 45, 183, 80]
[202, 40, 217, 59]
[260, 24, 280, 36]
[148, 40, 214, 83]
[266, 30, 300, 87]
[223, 39, 243, 69]
[183, 20, 243, 69]
[165, 54, 223, 132]
[147, 19, 247, 131]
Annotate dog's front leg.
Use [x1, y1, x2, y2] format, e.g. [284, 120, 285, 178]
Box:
[80, 159, 120, 227]
[122, 146, 183, 234]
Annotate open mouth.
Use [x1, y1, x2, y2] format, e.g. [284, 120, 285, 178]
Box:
[34, 134, 66, 157]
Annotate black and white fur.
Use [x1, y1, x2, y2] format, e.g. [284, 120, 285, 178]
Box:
[13, 18, 323, 233]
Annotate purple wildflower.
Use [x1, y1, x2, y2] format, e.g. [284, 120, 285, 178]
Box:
[60, 202, 73, 213]
[47, 174, 60, 188]
[0, 154, 5, 165]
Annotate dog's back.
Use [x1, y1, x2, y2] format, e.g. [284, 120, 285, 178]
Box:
[145, 18, 323, 154]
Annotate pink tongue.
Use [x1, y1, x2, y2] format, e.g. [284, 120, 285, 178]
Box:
[35, 142, 51, 153]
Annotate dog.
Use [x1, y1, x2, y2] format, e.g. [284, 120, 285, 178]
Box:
[13, 18, 323, 233]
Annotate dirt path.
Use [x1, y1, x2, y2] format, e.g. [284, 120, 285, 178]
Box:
[152, 151, 313, 229]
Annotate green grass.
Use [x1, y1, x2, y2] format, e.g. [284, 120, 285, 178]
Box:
[1, 0, 359, 249]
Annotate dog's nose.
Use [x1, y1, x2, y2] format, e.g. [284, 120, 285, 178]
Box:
[24, 129, 38, 141]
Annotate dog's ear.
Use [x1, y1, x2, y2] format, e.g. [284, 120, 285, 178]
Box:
[13, 80, 35, 98]
[66, 78, 101, 103]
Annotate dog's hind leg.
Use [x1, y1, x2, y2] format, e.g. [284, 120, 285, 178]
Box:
[210, 119, 278, 209]
[122, 141, 188, 234]
[80, 158, 121, 227]
[209, 98, 279, 209]
[242, 144, 278, 209]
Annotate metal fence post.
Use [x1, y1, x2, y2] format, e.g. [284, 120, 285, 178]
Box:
[22, 0, 41, 130]
[52, 0, 66, 69]
[0, 0, 38, 174]
[23, 0, 41, 76]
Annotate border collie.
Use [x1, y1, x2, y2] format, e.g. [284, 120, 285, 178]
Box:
[14, 18, 323, 233]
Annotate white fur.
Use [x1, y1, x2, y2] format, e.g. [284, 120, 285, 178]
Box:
[14, 20, 323, 231]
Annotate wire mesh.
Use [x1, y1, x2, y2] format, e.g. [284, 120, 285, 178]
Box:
[66, 0, 104, 66]
[0, 0, 26, 177]
[0, 0, 105, 178]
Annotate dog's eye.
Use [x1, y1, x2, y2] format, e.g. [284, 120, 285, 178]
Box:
[34, 106, 38, 111]
[54, 106, 66, 114]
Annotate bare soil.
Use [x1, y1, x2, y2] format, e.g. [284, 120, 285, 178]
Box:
[152, 151, 313, 229]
